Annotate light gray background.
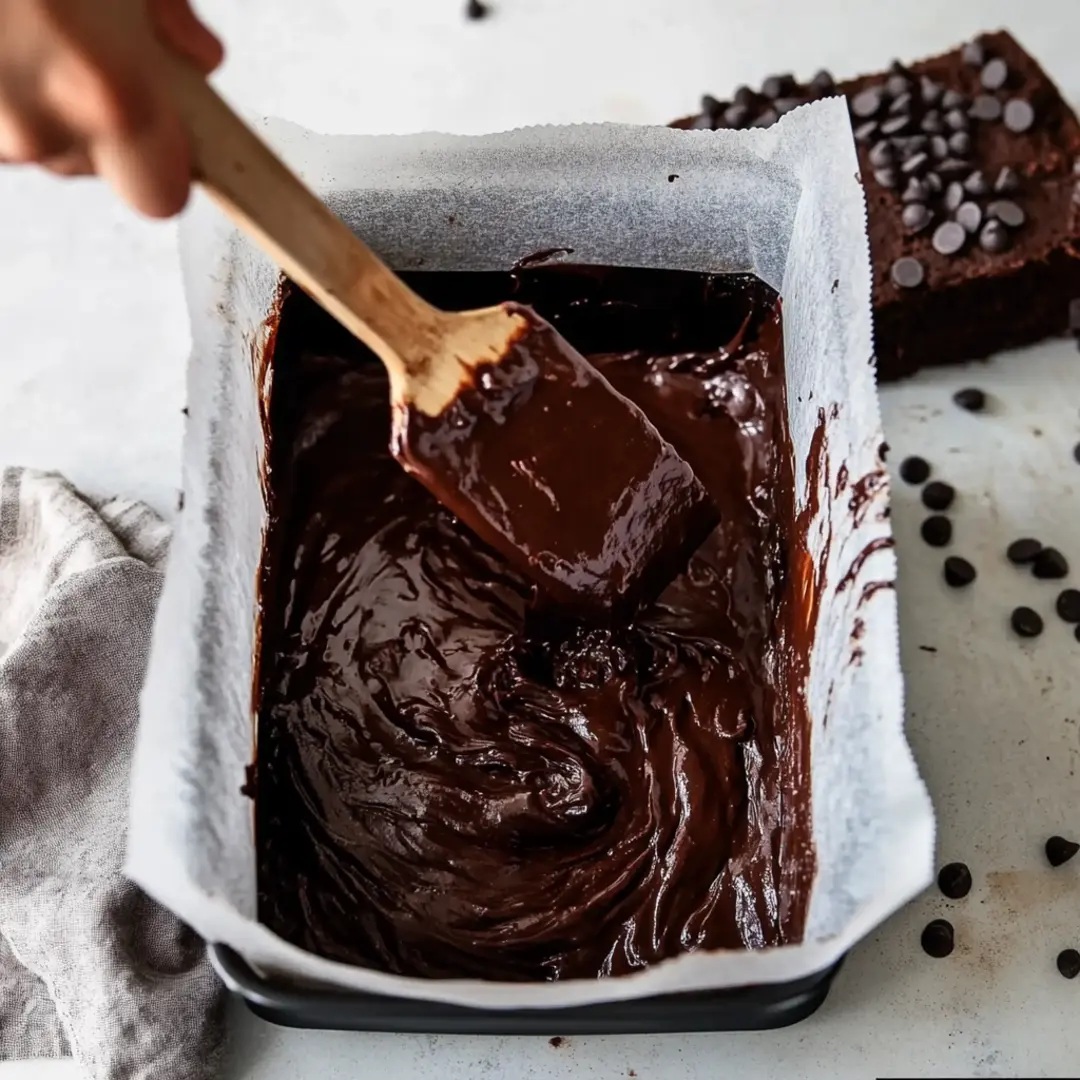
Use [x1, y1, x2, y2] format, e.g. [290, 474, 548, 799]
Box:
[1, 0, 1078, 1076]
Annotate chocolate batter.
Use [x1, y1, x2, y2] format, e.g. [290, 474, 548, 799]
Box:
[256, 267, 815, 981]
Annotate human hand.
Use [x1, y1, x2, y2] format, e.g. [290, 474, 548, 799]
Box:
[0, 0, 223, 217]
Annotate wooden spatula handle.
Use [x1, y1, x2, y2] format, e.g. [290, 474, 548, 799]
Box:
[163, 60, 438, 381]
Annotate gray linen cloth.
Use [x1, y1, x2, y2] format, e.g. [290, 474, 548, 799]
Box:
[0, 467, 223, 1077]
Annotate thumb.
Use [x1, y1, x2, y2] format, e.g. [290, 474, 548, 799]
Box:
[148, 0, 225, 74]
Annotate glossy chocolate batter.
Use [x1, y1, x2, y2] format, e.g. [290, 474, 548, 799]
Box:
[256, 267, 815, 981]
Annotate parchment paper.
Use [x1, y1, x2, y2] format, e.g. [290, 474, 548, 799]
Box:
[127, 101, 935, 1008]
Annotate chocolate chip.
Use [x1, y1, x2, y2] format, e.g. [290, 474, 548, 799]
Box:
[902, 177, 931, 203]
[894, 134, 928, 156]
[900, 455, 931, 483]
[937, 862, 972, 899]
[922, 481, 956, 511]
[920, 110, 943, 134]
[930, 134, 950, 160]
[701, 94, 724, 116]
[901, 152, 930, 175]
[891, 256, 925, 288]
[886, 73, 911, 99]
[889, 92, 913, 115]
[852, 87, 885, 118]
[961, 41, 985, 67]
[1033, 547, 1069, 579]
[774, 97, 803, 116]
[1058, 949, 1080, 980]
[921, 76, 943, 105]
[953, 387, 986, 412]
[933, 221, 967, 256]
[874, 167, 899, 189]
[690, 113, 716, 130]
[810, 69, 835, 95]
[901, 204, 933, 233]
[750, 109, 778, 128]
[723, 103, 750, 127]
[921, 919, 955, 958]
[881, 115, 911, 137]
[922, 515, 953, 547]
[854, 120, 879, 143]
[1046, 835, 1080, 866]
[970, 94, 1003, 122]
[1056, 589, 1080, 622]
[942, 89, 966, 110]
[1011, 606, 1044, 637]
[979, 219, 1010, 253]
[762, 74, 796, 99]
[734, 85, 756, 106]
[994, 166, 1021, 193]
[926, 172, 944, 193]
[948, 131, 972, 156]
[944, 181, 965, 212]
[1007, 538, 1043, 564]
[869, 141, 895, 167]
[938, 158, 970, 178]
[1003, 98, 1035, 133]
[465, 0, 490, 18]
[963, 169, 988, 195]
[981, 58, 1009, 91]
[956, 202, 983, 234]
[944, 556, 976, 587]
[944, 108, 969, 131]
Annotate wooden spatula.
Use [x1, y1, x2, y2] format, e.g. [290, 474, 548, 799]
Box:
[168, 65, 719, 616]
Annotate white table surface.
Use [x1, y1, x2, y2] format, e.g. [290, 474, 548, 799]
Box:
[2, 1, 1079, 1076]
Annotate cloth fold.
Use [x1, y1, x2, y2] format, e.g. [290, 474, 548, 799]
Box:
[0, 467, 223, 1078]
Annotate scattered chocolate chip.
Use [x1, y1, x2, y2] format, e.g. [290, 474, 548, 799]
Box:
[900, 455, 931, 484]
[961, 41, 985, 67]
[926, 171, 944, 192]
[969, 94, 1002, 122]
[874, 167, 899, 189]
[942, 89, 966, 110]
[922, 515, 953, 547]
[932, 221, 967, 256]
[810, 69, 835, 94]
[701, 94, 723, 116]
[944, 181, 965, 212]
[465, 0, 490, 18]
[734, 85, 756, 106]
[921, 919, 955, 958]
[1033, 548, 1069, 579]
[1046, 835, 1080, 866]
[881, 115, 911, 137]
[902, 177, 931, 203]
[920, 110, 944, 134]
[938, 158, 970, 178]
[854, 120, 879, 143]
[901, 204, 933, 234]
[922, 481, 956, 511]
[890, 91, 913, 115]
[1058, 949, 1080, 980]
[920, 76, 943, 105]
[1056, 589, 1080, 623]
[948, 131, 972, 156]
[852, 87, 885, 119]
[690, 113, 715, 130]
[952, 387, 986, 412]
[762, 74, 796, 99]
[774, 97, 803, 116]
[963, 169, 988, 196]
[944, 108, 969, 132]
[944, 556, 976, 587]
[869, 141, 895, 167]
[891, 256, 925, 288]
[1003, 98, 1035, 133]
[930, 134, 950, 159]
[751, 109, 779, 128]
[937, 862, 973, 899]
[901, 151, 930, 175]
[994, 166, 1021, 194]
[1007, 538, 1043, 564]
[1011, 606, 1044, 637]
[980, 58, 1009, 91]
[895, 134, 929, 155]
[886, 71, 911, 97]
[987, 199, 1025, 228]
[979, 219, 1010, 253]
[956, 201, 983, 234]
[723, 103, 750, 127]
[549, 1035, 565, 1048]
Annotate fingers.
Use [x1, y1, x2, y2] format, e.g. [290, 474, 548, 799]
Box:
[148, 0, 224, 74]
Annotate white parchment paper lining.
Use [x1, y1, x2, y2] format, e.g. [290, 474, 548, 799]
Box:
[127, 102, 935, 1008]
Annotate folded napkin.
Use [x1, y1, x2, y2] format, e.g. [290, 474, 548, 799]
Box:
[0, 467, 223, 1078]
